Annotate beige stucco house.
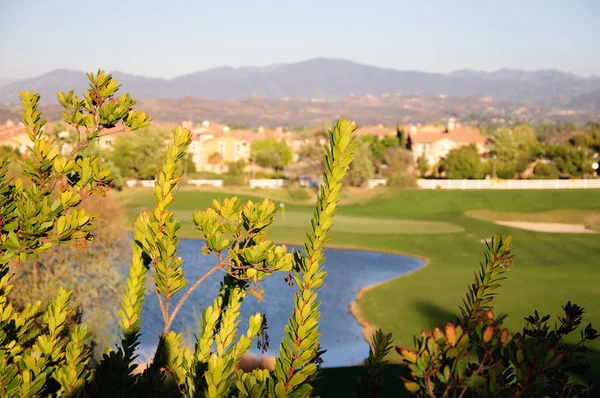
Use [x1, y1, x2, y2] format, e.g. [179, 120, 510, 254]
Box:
[409, 122, 488, 166]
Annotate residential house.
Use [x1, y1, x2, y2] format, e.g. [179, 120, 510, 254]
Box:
[187, 121, 303, 172]
[198, 130, 251, 173]
[0, 122, 30, 153]
[408, 120, 488, 166]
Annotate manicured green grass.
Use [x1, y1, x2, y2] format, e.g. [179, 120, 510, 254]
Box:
[120, 187, 600, 383]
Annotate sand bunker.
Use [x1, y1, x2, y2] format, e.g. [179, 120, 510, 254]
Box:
[495, 221, 597, 234]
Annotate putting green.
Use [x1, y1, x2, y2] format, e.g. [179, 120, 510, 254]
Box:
[173, 210, 463, 235]
[272, 212, 463, 234]
[466, 209, 600, 231]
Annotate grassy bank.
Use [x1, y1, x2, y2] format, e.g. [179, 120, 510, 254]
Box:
[119, 187, 600, 382]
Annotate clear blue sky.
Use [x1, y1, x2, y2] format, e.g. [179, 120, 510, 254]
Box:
[1, 0, 599, 79]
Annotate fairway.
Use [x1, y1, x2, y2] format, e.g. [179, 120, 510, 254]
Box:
[120, 188, 600, 379]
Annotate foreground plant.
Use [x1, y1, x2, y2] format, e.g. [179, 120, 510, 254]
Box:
[0, 71, 150, 396]
[395, 236, 599, 397]
[0, 70, 361, 398]
[91, 113, 357, 396]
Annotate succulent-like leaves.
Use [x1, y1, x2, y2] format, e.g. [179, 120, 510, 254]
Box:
[396, 235, 598, 396]
[460, 234, 513, 329]
[1, 74, 364, 397]
[0, 72, 150, 397]
[274, 118, 357, 397]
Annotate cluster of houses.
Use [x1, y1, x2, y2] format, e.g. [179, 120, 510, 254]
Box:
[0, 117, 487, 175]
[353, 118, 488, 166]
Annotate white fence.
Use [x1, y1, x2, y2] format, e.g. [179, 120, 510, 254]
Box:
[417, 179, 600, 190]
[249, 179, 287, 189]
[188, 179, 223, 188]
[367, 179, 388, 189]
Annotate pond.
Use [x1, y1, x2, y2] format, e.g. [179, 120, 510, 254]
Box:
[137, 238, 425, 367]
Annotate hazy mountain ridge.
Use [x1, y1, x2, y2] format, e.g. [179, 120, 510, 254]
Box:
[1, 93, 597, 127]
[1, 58, 599, 109]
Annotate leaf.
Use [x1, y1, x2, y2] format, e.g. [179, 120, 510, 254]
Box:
[465, 375, 485, 387]
[404, 381, 421, 392]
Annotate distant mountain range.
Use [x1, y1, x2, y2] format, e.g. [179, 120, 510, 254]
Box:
[1, 58, 600, 109]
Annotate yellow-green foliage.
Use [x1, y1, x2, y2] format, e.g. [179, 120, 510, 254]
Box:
[0, 71, 150, 397]
[1, 71, 360, 397]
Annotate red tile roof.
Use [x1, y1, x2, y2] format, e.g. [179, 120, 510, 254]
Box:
[410, 127, 486, 145]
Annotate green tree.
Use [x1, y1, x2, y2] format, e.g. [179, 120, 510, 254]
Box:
[491, 124, 540, 178]
[381, 147, 415, 187]
[491, 127, 518, 163]
[344, 139, 374, 187]
[396, 124, 406, 148]
[111, 127, 167, 179]
[446, 145, 485, 179]
[512, 123, 537, 148]
[545, 144, 588, 177]
[360, 134, 399, 162]
[251, 138, 292, 170]
[416, 155, 429, 177]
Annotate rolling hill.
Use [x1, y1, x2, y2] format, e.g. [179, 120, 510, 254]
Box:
[1, 58, 599, 108]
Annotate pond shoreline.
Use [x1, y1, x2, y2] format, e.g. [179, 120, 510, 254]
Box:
[124, 228, 428, 366]
[348, 255, 429, 357]
[123, 225, 425, 256]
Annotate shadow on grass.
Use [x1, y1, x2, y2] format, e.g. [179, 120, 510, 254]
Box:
[316, 300, 454, 397]
[413, 299, 458, 329]
[316, 364, 410, 398]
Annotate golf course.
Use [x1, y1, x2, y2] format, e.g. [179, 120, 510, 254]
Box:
[120, 187, 600, 389]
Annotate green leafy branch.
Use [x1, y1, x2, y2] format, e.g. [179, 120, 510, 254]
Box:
[274, 118, 358, 397]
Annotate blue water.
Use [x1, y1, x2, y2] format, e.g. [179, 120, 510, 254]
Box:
[137, 239, 424, 367]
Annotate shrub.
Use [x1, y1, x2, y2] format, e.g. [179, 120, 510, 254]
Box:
[344, 140, 375, 187]
[10, 194, 128, 358]
[0, 71, 150, 397]
[394, 236, 598, 396]
[253, 171, 287, 180]
[286, 182, 314, 201]
[223, 159, 247, 186]
[416, 155, 429, 177]
[251, 138, 293, 171]
[222, 174, 246, 186]
[111, 127, 167, 180]
[380, 147, 415, 187]
[185, 170, 221, 180]
[446, 145, 484, 179]
[496, 160, 517, 179]
[0, 72, 360, 397]
[533, 161, 559, 179]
